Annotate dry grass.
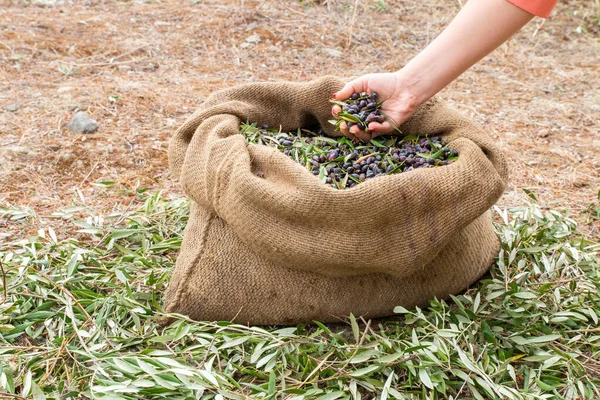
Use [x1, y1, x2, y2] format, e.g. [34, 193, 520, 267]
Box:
[0, 0, 599, 239]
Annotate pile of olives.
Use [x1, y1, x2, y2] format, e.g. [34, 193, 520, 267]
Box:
[241, 123, 458, 190]
[330, 92, 384, 133]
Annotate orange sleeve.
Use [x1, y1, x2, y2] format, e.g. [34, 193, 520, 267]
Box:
[505, 0, 558, 18]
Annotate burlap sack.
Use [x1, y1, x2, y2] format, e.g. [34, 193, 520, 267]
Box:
[165, 76, 508, 325]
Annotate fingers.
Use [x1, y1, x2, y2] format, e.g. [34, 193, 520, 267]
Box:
[334, 121, 358, 141]
[336, 117, 380, 141]
[331, 105, 342, 117]
[334, 78, 366, 101]
[336, 121, 393, 142]
[339, 121, 347, 133]
[367, 121, 394, 135]
[336, 120, 385, 141]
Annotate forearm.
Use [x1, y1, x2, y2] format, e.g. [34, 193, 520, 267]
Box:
[397, 0, 534, 105]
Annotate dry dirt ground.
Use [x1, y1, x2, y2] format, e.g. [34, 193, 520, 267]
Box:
[1, 0, 598, 240]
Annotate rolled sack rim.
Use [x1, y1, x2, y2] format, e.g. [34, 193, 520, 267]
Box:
[183, 124, 506, 276]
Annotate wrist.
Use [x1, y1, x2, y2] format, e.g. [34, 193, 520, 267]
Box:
[392, 68, 430, 111]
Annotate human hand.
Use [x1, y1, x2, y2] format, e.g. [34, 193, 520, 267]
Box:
[331, 72, 419, 141]
[330, 0, 535, 142]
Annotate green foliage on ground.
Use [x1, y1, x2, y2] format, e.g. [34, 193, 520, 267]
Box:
[0, 191, 599, 399]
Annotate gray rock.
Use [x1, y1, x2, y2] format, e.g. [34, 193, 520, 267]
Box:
[5, 103, 20, 112]
[68, 111, 99, 134]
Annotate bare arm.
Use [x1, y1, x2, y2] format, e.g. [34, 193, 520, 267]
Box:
[333, 0, 535, 140]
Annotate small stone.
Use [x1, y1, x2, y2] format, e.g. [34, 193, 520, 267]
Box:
[245, 34, 260, 44]
[537, 130, 551, 138]
[68, 111, 99, 134]
[57, 86, 73, 93]
[324, 48, 342, 58]
[5, 103, 20, 112]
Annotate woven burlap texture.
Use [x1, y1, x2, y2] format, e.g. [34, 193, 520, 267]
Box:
[166, 76, 508, 325]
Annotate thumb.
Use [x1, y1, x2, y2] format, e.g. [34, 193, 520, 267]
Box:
[334, 78, 366, 101]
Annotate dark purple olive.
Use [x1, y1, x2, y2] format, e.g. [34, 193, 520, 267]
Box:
[356, 111, 368, 122]
[365, 114, 379, 124]
[351, 93, 359, 100]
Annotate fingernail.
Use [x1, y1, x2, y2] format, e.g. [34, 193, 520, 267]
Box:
[332, 93, 337, 98]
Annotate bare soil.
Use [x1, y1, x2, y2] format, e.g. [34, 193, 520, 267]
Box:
[1, 0, 598, 240]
